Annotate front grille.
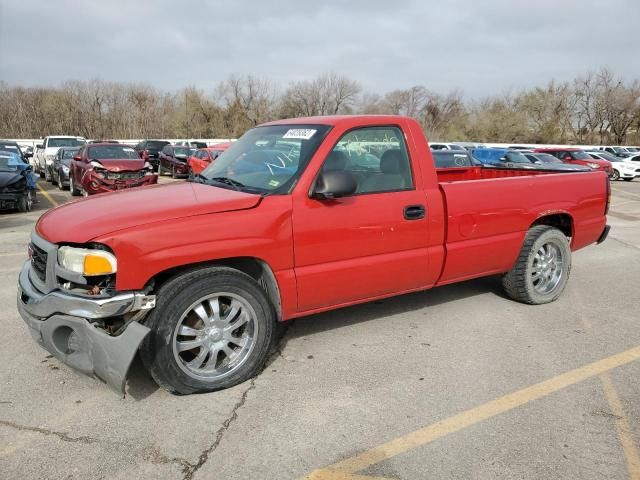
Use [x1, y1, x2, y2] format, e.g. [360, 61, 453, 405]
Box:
[106, 171, 144, 180]
[30, 242, 47, 281]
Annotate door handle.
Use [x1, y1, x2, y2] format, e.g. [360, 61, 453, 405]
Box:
[404, 204, 426, 220]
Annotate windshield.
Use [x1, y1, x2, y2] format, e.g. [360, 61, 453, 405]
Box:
[570, 151, 592, 160]
[505, 152, 531, 163]
[533, 153, 561, 164]
[48, 137, 85, 148]
[61, 148, 80, 159]
[200, 124, 330, 194]
[174, 147, 191, 157]
[0, 143, 22, 156]
[626, 147, 639, 152]
[0, 155, 20, 171]
[89, 145, 139, 160]
[147, 141, 169, 150]
[592, 152, 620, 162]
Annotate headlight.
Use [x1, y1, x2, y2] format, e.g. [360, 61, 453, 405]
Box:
[144, 161, 155, 176]
[62, 165, 70, 173]
[587, 162, 599, 169]
[58, 246, 117, 276]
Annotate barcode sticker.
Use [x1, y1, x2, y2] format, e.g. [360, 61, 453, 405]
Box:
[282, 129, 316, 140]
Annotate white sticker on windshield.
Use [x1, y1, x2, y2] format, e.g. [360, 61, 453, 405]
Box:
[123, 148, 135, 152]
[283, 128, 316, 140]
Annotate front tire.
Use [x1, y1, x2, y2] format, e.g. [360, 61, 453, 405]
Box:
[17, 190, 33, 212]
[141, 267, 276, 394]
[69, 174, 81, 196]
[610, 169, 620, 181]
[502, 226, 571, 305]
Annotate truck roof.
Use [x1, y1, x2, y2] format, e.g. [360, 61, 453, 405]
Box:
[263, 115, 410, 127]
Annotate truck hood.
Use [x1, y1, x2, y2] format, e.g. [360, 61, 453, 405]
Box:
[44, 147, 62, 157]
[36, 183, 262, 243]
[92, 158, 146, 171]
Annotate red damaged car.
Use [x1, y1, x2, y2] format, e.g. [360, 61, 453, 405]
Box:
[69, 143, 158, 196]
[187, 142, 232, 175]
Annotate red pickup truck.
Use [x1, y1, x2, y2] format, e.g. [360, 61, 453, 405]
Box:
[17, 116, 610, 394]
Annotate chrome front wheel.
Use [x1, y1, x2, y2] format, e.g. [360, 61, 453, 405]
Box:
[140, 266, 276, 394]
[172, 293, 257, 380]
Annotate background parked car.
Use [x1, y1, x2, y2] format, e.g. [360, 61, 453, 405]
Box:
[533, 148, 612, 176]
[34, 136, 86, 179]
[175, 140, 207, 149]
[432, 150, 475, 168]
[187, 142, 232, 175]
[49, 146, 81, 189]
[455, 142, 487, 151]
[133, 140, 170, 170]
[429, 142, 467, 151]
[598, 146, 634, 158]
[471, 148, 539, 169]
[587, 151, 640, 181]
[0, 140, 27, 163]
[158, 145, 192, 177]
[0, 151, 35, 212]
[524, 153, 590, 171]
[69, 143, 157, 196]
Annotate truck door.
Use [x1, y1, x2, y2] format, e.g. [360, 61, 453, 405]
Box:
[292, 125, 431, 312]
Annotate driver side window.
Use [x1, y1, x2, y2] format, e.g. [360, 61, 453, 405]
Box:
[321, 126, 413, 195]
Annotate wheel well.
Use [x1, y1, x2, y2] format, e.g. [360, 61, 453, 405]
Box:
[531, 213, 573, 238]
[150, 257, 282, 321]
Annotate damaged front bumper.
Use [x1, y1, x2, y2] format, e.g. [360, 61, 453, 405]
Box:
[17, 262, 155, 394]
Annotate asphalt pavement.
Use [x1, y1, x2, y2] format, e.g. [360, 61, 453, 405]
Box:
[0, 178, 639, 480]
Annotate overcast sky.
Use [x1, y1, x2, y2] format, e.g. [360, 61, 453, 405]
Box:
[1, 0, 639, 98]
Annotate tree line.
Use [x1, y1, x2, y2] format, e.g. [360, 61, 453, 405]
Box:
[1, 69, 638, 144]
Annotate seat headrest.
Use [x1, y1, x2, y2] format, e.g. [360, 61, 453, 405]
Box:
[323, 150, 348, 171]
[380, 149, 403, 174]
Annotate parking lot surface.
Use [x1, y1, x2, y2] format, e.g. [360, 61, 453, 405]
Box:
[1, 179, 639, 480]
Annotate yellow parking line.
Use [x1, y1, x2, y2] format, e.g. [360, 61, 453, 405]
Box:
[304, 345, 640, 479]
[600, 372, 640, 480]
[36, 183, 59, 207]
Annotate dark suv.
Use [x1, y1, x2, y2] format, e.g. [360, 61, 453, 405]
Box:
[134, 140, 170, 170]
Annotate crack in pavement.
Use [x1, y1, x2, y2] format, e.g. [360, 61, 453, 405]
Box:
[0, 419, 98, 444]
[141, 445, 193, 471]
[182, 379, 257, 480]
[610, 236, 640, 251]
[179, 325, 291, 479]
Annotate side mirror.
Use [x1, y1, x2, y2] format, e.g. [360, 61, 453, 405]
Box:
[36, 144, 44, 149]
[311, 171, 357, 200]
[73, 155, 81, 161]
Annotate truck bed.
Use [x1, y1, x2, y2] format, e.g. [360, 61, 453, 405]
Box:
[434, 167, 608, 286]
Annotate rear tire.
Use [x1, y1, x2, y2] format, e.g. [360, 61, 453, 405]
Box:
[158, 162, 165, 176]
[502, 226, 571, 305]
[140, 267, 276, 394]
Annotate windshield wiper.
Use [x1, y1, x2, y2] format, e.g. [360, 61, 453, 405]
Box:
[189, 173, 208, 184]
[209, 176, 246, 190]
